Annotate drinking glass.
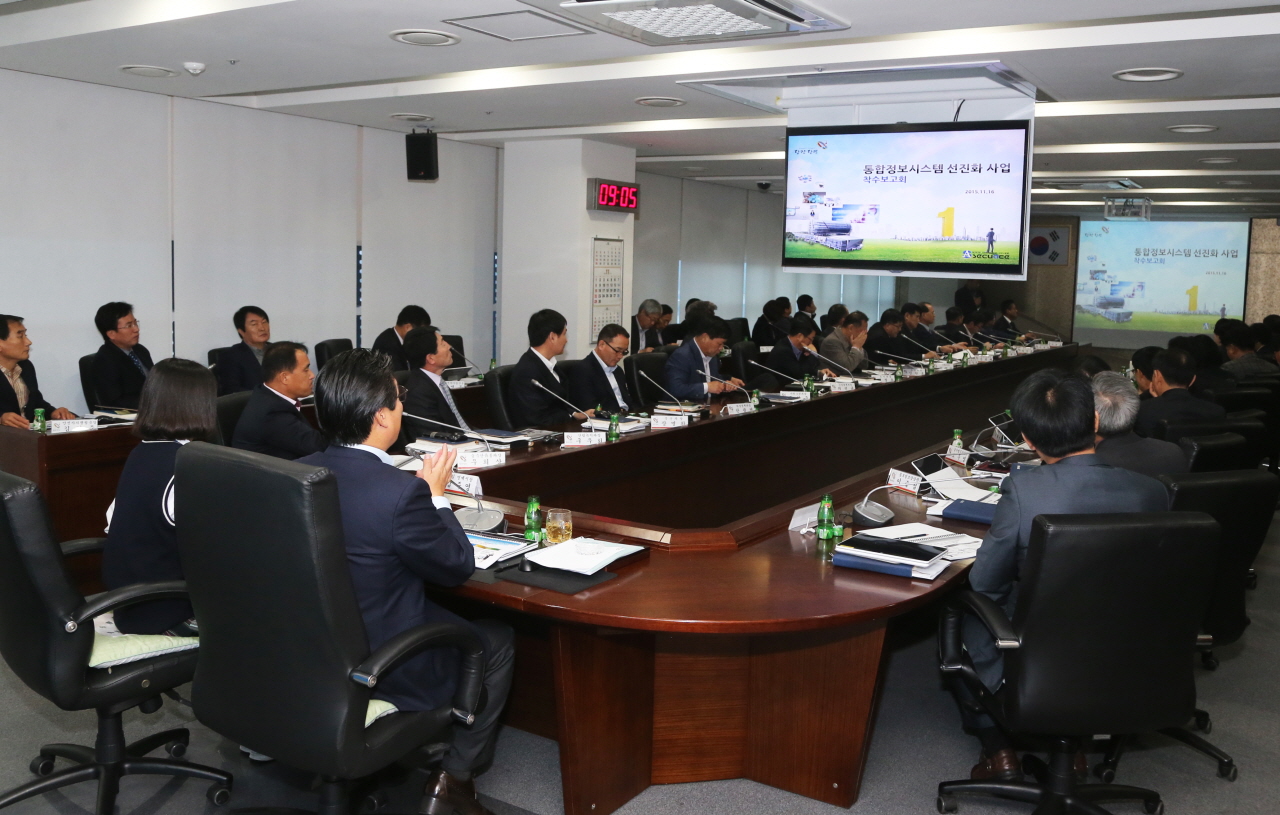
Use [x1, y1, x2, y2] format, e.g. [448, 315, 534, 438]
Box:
[545, 509, 573, 545]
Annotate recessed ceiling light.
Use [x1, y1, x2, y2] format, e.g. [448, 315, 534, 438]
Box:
[119, 65, 178, 78]
[1218, 180, 1252, 186]
[389, 113, 433, 123]
[1198, 157, 1238, 165]
[684, 166, 705, 171]
[389, 29, 460, 46]
[1112, 67, 1183, 82]
[1167, 124, 1218, 134]
[635, 96, 685, 108]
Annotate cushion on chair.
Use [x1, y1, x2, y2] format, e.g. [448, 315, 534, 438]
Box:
[365, 699, 399, 727]
[89, 633, 199, 669]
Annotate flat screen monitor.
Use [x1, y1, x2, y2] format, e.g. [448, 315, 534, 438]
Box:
[1072, 220, 1251, 349]
[783, 121, 1031, 279]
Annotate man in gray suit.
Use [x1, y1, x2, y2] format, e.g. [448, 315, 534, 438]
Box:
[957, 369, 1169, 782]
[1092, 372, 1190, 478]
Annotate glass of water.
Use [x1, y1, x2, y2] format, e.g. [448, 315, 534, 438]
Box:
[545, 509, 573, 545]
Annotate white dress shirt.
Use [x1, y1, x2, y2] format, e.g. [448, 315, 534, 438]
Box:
[592, 350, 628, 410]
[531, 347, 560, 382]
[266, 385, 300, 410]
[343, 443, 452, 510]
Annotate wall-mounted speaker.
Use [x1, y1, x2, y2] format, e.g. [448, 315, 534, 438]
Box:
[406, 132, 439, 182]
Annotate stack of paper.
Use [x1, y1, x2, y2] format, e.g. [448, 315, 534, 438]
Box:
[581, 417, 647, 433]
[524, 538, 644, 575]
[466, 532, 537, 570]
[654, 402, 703, 415]
[850, 522, 983, 562]
[466, 429, 532, 449]
[407, 440, 489, 455]
[925, 470, 1001, 503]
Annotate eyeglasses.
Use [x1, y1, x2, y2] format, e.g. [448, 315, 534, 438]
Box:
[397, 385, 408, 402]
[116, 320, 140, 331]
[605, 343, 629, 357]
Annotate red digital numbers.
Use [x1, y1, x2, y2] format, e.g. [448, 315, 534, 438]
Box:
[597, 182, 638, 209]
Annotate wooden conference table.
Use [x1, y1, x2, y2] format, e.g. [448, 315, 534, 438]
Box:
[430, 344, 1078, 815]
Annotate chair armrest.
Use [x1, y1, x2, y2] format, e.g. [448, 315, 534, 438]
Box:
[61, 538, 107, 557]
[66, 581, 189, 632]
[351, 622, 486, 726]
[952, 590, 1020, 649]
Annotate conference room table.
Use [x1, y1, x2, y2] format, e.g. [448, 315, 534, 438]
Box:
[429, 344, 1079, 815]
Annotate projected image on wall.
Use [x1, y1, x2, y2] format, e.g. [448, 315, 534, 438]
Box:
[1073, 221, 1251, 349]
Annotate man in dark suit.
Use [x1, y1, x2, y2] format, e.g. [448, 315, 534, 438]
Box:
[402, 327, 471, 440]
[751, 299, 788, 348]
[1131, 346, 1161, 400]
[371, 305, 431, 371]
[570, 323, 635, 413]
[954, 280, 985, 318]
[990, 299, 1022, 340]
[232, 342, 325, 459]
[0, 315, 76, 427]
[958, 369, 1169, 781]
[215, 305, 271, 396]
[298, 350, 511, 815]
[663, 316, 744, 401]
[90, 301, 153, 410]
[508, 309, 593, 428]
[657, 304, 677, 345]
[1221, 323, 1278, 380]
[1092, 371, 1189, 477]
[901, 302, 963, 354]
[630, 299, 663, 355]
[863, 309, 939, 366]
[765, 316, 833, 382]
[1134, 348, 1227, 437]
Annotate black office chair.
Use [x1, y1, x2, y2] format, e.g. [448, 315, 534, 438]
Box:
[483, 365, 516, 431]
[315, 339, 354, 371]
[0, 471, 232, 815]
[215, 391, 252, 446]
[556, 359, 584, 407]
[726, 318, 749, 346]
[1157, 416, 1267, 451]
[78, 354, 98, 412]
[624, 352, 670, 406]
[173, 444, 485, 815]
[820, 314, 834, 334]
[207, 347, 232, 369]
[441, 335, 465, 366]
[1213, 387, 1273, 415]
[1179, 432, 1254, 472]
[938, 512, 1218, 815]
[729, 340, 759, 383]
[393, 369, 411, 387]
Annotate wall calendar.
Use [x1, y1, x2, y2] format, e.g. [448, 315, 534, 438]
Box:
[591, 238, 624, 339]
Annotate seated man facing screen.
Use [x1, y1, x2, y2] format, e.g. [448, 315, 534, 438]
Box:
[1092, 371, 1189, 478]
[630, 299, 663, 355]
[751, 299, 788, 348]
[216, 305, 271, 396]
[231, 341, 325, 459]
[957, 369, 1169, 782]
[664, 316, 745, 401]
[864, 309, 939, 366]
[934, 307, 970, 345]
[1220, 323, 1278, 381]
[571, 323, 635, 414]
[901, 302, 962, 354]
[509, 309, 593, 427]
[1130, 346, 1161, 400]
[91, 301, 153, 410]
[819, 310, 869, 374]
[1133, 348, 1227, 438]
[0, 314, 76, 427]
[372, 305, 431, 371]
[403, 327, 471, 440]
[298, 350, 512, 815]
[765, 316, 834, 381]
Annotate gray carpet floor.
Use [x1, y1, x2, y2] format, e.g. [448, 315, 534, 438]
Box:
[2, 523, 1277, 815]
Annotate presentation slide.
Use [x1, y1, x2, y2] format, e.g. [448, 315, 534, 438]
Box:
[783, 125, 1028, 276]
[1073, 221, 1251, 350]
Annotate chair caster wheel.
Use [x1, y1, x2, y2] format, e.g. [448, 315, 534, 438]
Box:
[1201, 653, 1220, 671]
[165, 740, 187, 759]
[1246, 570, 1257, 590]
[207, 784, 231, 806]
[1219, 762, 1238, 781]
[361, 790, 389, 812]
[1194, 711, 1212, 733]
[936, 793, 958, 813]
[29, 756, 55, 777]
[1093, 763, 1116, 783]
[1143, 799, 1164, 815]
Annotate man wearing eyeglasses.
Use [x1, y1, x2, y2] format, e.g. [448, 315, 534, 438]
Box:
[90, 301, 154, 410]
[570, 324, 635, 414]
[402, 327, 472, 440]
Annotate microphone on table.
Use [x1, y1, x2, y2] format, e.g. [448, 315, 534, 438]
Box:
[447, 350, 484, 375]
[445, 477, 506, 533]
[901, 333, 940, 356]
[639, 370, 688, 408]
[531, 379, 592, 420]
[749, 359, 802, 385]
[1024, 331, 1062, 342]
[703, 371, 750, 400]
[852, 473, 1002, 527]
[875, 351, 927, 367]
[805, 348, 853, 377]
[975, 332, 1010, 346]
[403, 412, 491, 452]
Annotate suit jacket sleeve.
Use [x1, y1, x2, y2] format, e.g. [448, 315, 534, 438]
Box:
[567, 360, 598, 412]
[403, 374, 455, 437]
[91, 349, 132, 409]
[967, 476, 1023, 611]
[19, 364, 56, 419]
[267, 405, 327, 458]
[664, 346, 707, 401]
[390, 478, 475, 587]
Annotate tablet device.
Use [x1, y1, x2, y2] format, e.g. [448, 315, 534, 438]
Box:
[844, 534, 946, 565]
[912, 453, 948, 478]
[987, 412, 1022, 446]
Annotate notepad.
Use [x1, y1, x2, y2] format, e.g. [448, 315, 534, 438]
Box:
[467, 532, 537, 570]
[524, 538, 645, 575]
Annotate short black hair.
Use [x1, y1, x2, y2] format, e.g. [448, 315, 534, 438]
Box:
[944, 306, 963, 323]
[232, 306, 269, 333]
[797, 294, 814, 310]
[1153, 348, 1196, 388]
[685, 298, 700, 311]
[597, 323, 629, 344]
[403, 326, 441, 369]
[1008, 368, 1096, 458]
[1250, 322, 1271, 349]
[827, 303, 849, 319]
[1213, 318, 1243, 338]
[0, 315, 21, 341]
[262, 341, 308, 382]
[774, 296, 792, 311]
[899, 302, 922, 317]
[1222, 324, 1255, 351]
[527, 309, 567, 347]
[94, 302, 134, 341]
[1131, 346, 1161, 379]
[1000, 299, 1017, 313]
[841, 310, 868, 328]
[661, 304, 673, 316]
[396, 305, 431, 327]
[1069, 355, 1112, 377]
[313, 349, 397, 447]
[762, 299, 784, 322]
[1171, 334, 1221, 369]
[787, 316, 817, 337]
[695, 316, 730, 341]
[879, 309, 904, 326]
[967, 308, 995, 327]
[135, 358, 217, 442]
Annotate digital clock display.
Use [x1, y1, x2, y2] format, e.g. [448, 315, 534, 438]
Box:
[587, 178, 641, 214]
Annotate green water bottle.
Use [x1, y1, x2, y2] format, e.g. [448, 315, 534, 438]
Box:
[524, 496, 542, 543]
[815, 493, 838, 558]
[961, 353, 969, 368]
[952, 428, 964, 449]
[893, 365, 903, 382]
[750, 389, 761, 407]
[803, 374, 815, 394]
[606, 414, 621, 442]
[927, 357, 935, 374]
[489, 358, 497, 371]
[32, 408, 47, 433]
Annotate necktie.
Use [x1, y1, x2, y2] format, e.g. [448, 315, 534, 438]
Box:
[439, 383, 472, 431]
[128, 352, 147, 376]
[606, 366, 628, 410]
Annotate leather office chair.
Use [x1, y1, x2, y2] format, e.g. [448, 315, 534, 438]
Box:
[556, 359, 584, 407]
[726, 317, 749, 346]
[483, 365, 516, 431]
[0, 471, 232, 815]
[393, 369, 411, 387]
[207, 347, 232, 369]
[938, 512, 1218, 815]
[173, 444, 485, 815]
[78, 354, 98, 412]
[729, 340, 759, 383]
[1213, 386, 1273, 415]
[624, 351, 670, 406]
[315, 339, 354, 371]
[215, 391, 252, 446]
[1179, 432, 1254, 472]
[1157, 416, 1267, 450]
[441, 335, 465, 365]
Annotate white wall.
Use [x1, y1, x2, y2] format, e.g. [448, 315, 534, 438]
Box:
[0, 66, 499, 412]
[632, 172, 681, 309]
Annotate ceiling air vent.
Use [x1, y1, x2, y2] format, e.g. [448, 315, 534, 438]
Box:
[1036, 178, 1142, 192]
[518, 0, 846, 45]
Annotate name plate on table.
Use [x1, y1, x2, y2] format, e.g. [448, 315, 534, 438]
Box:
[444, 380, 471, 390]
[828, 381, 857, 393]
[788, 502, 820, 531]
[457, 451, 506, 469]
[651, 414, 691, 427]
[448, 472, 483, 496]
[944, 444, 970, 466]
[887, 468, 923, 495]
[562, 432, 606, 447]
[973, 354, 994, 364]
[47, 419, 98, 434]
[904, 367, 927, 378]
[932, 363, 955, 373]
[870, 371, 895, 382]
[789, 390, 813, 401]
[1016, 346, 1035, 355]
[1048, 340, 1063, 348]
[722, 402, 755, 416]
